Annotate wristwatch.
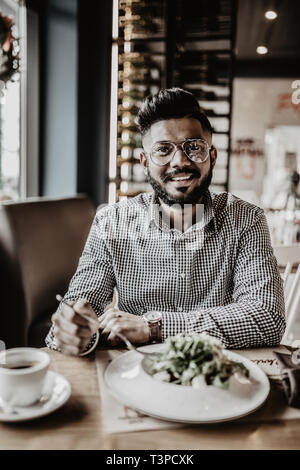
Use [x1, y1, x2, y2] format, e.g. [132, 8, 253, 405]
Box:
[143, 311, 162, 343]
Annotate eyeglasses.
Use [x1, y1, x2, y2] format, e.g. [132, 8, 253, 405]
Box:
[149, 139, 212, 166]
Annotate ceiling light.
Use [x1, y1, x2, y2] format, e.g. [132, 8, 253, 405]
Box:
[256, 46, 268, 55]
[265, 10, 277, 20]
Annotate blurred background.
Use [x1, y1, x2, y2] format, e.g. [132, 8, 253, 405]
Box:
[0, 0, 300, 245]
[1, 0, 300, 347]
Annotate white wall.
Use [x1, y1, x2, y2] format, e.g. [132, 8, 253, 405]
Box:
[229, 78, 300, 203]
[231, 78, 300, 141]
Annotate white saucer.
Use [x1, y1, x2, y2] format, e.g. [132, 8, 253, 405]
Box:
[0, 370, 71, 422]
[105, 344, 270, 424]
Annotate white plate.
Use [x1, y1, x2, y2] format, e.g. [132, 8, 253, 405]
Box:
[104, 344, 270, 424]
[0, 370, 71, 422]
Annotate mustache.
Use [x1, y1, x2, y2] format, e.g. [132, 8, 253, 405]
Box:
[163, 168, 200, 182]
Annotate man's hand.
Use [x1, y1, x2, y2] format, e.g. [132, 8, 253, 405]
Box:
[51, 299, 99, 356]
[98, 308, 150, 346]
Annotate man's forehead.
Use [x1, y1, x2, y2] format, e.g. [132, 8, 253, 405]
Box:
[142, 118, 211, 148]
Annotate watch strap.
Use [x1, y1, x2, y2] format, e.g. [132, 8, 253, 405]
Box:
[143, 315, 162, 343]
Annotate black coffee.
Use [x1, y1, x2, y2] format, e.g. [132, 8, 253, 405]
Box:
[0, 361, 39, 370]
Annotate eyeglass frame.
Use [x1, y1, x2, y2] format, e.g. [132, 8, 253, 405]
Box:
[147, 138, 213, 166]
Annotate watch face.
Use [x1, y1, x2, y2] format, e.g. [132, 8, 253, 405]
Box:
[145, 311, 161, 322]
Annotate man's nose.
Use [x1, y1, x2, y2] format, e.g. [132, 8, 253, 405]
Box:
[169, 146, 192, 167]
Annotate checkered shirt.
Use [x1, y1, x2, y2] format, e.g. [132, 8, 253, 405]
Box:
[45, 190, 286, 353]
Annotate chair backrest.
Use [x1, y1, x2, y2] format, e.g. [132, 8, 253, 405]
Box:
[0, 195, 95, 348]
[273, 244, 300, 344]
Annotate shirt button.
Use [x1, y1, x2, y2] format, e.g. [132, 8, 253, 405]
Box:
[178, 307, 183, 312]
[180, 272, 186, 278]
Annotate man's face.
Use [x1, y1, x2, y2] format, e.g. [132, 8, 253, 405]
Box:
[140, 118, 217, 206]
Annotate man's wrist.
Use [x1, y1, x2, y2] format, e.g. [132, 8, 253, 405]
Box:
[143, 311, 162, 343]
[144, 322, 151, 343]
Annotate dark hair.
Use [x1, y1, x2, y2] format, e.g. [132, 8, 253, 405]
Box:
[136, 87, 212, 136]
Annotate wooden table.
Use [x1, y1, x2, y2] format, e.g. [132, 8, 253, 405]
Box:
[0, 347, 300, 450]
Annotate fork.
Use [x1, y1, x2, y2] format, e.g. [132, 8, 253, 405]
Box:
[56, 295, 161, 357]
[116, 332, 161, 358]
[56, 295, 101, 331]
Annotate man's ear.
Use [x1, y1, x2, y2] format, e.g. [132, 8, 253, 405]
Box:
[140, 151, 148, 174]
[210, 146, 217, 169]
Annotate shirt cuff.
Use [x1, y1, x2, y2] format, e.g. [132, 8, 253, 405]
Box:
[161, 311, 189, 340]
[79, 330, 100, 356]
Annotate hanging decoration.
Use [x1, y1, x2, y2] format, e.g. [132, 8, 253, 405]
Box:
[0, 10, 19, 89]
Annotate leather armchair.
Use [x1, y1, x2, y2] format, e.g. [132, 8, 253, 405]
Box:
[0, 195, 95, 348]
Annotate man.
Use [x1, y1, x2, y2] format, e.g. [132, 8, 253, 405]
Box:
[46, 88, 285, 356]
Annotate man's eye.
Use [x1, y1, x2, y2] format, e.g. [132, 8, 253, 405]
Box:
[187, 144, 200, 152]
[157, 146, 171, 154]
[187, 142, 206, 152]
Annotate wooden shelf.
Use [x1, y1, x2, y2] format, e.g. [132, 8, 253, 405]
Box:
[112, 0, 238, 199]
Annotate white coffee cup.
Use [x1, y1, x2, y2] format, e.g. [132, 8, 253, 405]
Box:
[0, 348, 50, 407]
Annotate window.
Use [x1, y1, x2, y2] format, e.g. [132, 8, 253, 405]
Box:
[0, 0, 25, 201]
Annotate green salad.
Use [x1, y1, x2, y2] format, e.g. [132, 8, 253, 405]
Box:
[148, 332, 249, 389]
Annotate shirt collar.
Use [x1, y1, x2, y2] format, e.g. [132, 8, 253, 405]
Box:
[144, 190, 218, 234]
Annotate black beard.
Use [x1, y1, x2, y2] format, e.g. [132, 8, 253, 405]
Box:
[146, 157, 213, 207]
